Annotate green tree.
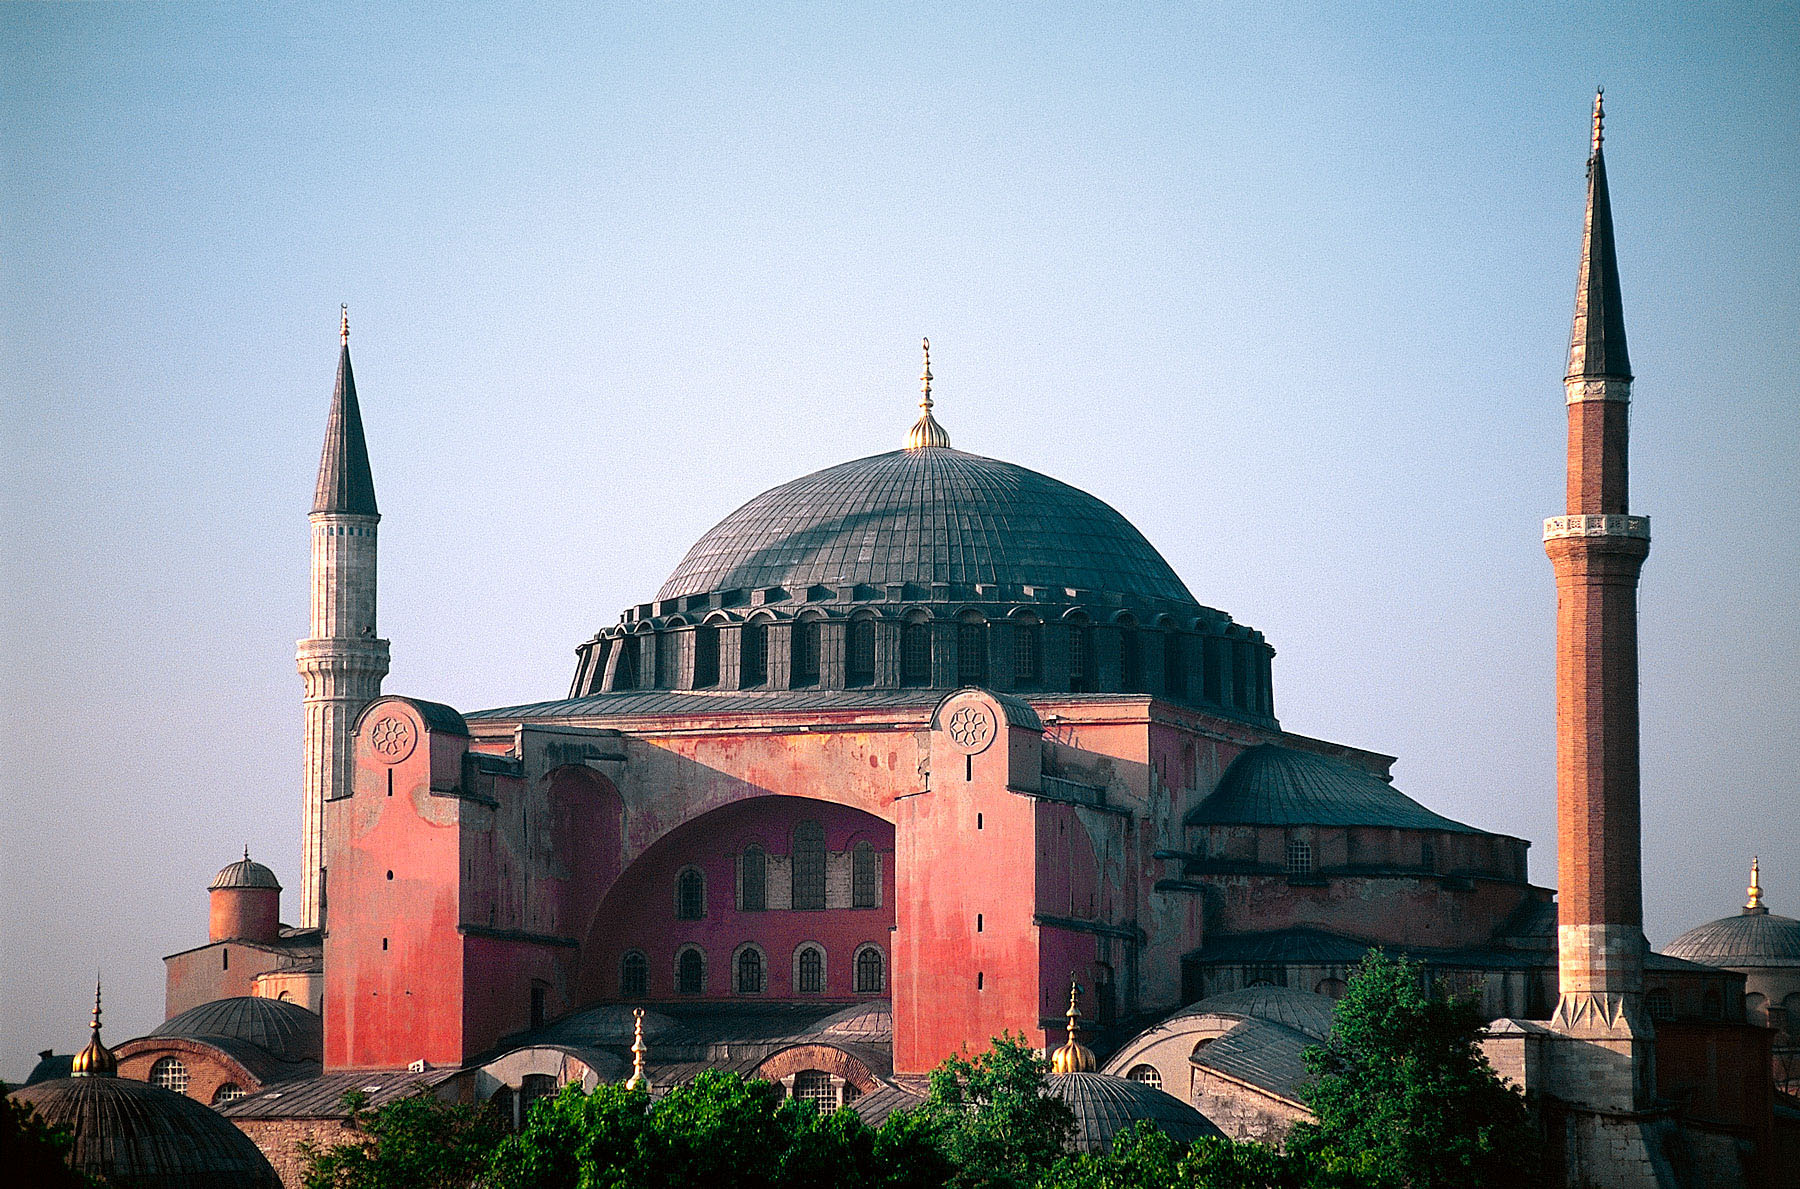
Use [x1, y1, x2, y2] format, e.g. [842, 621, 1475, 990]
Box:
[300, 1089, 507, 1189]
[1287, 950, 1537, 1189]
[1040, 1121, 1374, 1189]
[486, 1082, 652, 1189]
[911, 1033, 1075, 1189]
[0, 1095, 104, 1189]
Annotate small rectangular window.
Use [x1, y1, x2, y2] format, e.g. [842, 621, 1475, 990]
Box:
[1286, 839, 1314, 875]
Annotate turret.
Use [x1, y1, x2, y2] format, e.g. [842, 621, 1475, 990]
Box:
[208, 848, 282, 944]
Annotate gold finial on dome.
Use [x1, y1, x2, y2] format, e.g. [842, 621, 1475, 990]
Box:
[905, 337, 951, 450]
[1747, 856, 1764, 912]
[1050, 977, 1097, 1074]
[625, 1007, 651, 1092]
[72, 978, 117, 1078]
[1591, 88, 1604, 154]
[340, 304, 350, 345]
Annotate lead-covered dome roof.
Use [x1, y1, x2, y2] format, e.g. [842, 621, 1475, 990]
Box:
[1665, 909, 1800, 969]
[151, 997, 323, 1063]
[209, 854, 280, 892]
[1046, 1071, 1225, 1152]
[657, 448, 1198, 610]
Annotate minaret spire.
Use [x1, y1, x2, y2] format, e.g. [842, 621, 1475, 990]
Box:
[313, 310, 378, 516]
[1568, 88, 1631, 386]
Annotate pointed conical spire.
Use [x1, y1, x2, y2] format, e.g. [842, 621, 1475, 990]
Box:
[1567, 91, 1632, 382]
[313, 305, 379, 515]
[71, 978, 117, 1078]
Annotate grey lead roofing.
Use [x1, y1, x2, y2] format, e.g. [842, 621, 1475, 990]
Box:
[1192, 1018, 1315, 1103]
[1567, 134, 1631, 380]
[656, 448, 1198, 608]
[150, 997, 323, 1064]
[1663, 910, 1800, 968]
[1046, 1072, 1225, 1152]
[312, 343, 378, 516]
[1184, 744, 1484, 834]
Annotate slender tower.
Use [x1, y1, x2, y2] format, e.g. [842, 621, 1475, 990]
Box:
[1543, 93, 1654, 1108]
[296, 308, 389, 929]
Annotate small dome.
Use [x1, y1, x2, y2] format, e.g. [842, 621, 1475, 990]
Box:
[1665, 909, 1800, 970]
[1186, 744, 1484, 834]
[1173, 984, 1338, 1040]
[8, 1076, 281, 1188]
[209, 853, 281, 892]
[151, 997, 322, 1063]
[1046, 1071, 1225, 1153]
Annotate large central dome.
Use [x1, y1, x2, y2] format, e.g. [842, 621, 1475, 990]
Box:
[658, 448, 1197, 608]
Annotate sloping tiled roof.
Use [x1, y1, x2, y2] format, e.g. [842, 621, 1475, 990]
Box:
[1172, 985, 1337, 1040]
[468, 687, 944, 722]
[1192, 1018, 1315, 1103]
[219, 1068, 458, 1119]
[1185, 744, 1483, 834]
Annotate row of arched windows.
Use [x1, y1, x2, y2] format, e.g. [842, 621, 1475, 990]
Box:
[620, 943, 886, 997]
[675, 832, 881, 919]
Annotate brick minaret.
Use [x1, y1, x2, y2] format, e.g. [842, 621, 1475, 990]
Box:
[296, 309, 389, 929]
[1543, 93, 1654, 1107]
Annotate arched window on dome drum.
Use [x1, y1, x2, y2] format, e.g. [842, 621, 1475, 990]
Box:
[855, 945, 885, 993]
[1119, 626, 1141, 691]
[1126, 1064, 1162, 1090]
[792, 820, 826, 909]
[741, 845, 767, 911]
[792, 617, 821, 686]
[621, 951, 649, 998]
[1068, 623, 1094, 692]
[693, 625, 720, 688]
[797, 945, 824, 993]
[736, 947, 765, 994]
[741, 621, 768, 686]
[1202, 636, 1225, 704]
[1232, 640, 1253, 710]
[1013, 619, 1042, 686]
[852, 841, 878, 908]
[655, 631, 678, 688]
[1163, 631, 1186, 698]
[676, 867, 706, 920]
[150, 1056, 189, 1093]
[614, 637, 639, 691]
[901, 621, 931, 686]
[957, 618, 988, 685]
[847, 617, 876, 686]
[677, 947, 705, 994]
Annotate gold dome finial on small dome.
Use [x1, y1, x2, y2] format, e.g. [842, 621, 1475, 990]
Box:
[625, 1007, 652, 1092]
[1051, 977, 1097, 1074]
[905, 337, 951, 450]
[340, 304, 350, 345]
[72, 978, 117, 1078]
[1747, 856, 1765, 912]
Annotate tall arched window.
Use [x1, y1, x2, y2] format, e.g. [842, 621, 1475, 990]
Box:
[736, 947, 765, 994]
[792, 617, 821, 686]
[792, 820, 826, 910]
[901, 621, 931, 686]
[677, 947, 705, 994]
[621, 951, 649, 998]
[676, 867, 706, 920]
[1119, 625, 1142, 690]
[797, 945, 824, 994]
[852, 841, 878, 908]
[740, 621, 768, 686]
[613, 636, 639, 691]
[854, 945, 885, 993]
[150, 1056, 189, 1093]
[957, 617, 988, 685]
[693, 625, 720, 687]
[1068, 622, 1094, 692]
[741, 845, 767, 912]
[847, 616, 876, 686]
[1162, 631, 1186, 697]
[1013, 618, 1042, 685]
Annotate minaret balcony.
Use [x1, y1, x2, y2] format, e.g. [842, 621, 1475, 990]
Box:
[1543, 514, 1649, 542]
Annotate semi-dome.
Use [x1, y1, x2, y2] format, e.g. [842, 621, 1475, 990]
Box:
[151, 997, 323, 1063]
[1185, 744, 1484, 834]
[658, 448, 1198, 610]
[1046, 1071, 1225, 1152]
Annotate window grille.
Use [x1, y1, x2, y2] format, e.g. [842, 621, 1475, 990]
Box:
[851, 842, 878, 908]
[1068, 625, 1094, 691]
[677, 948, 705, 994]
[901, 621, 931, 685]
[1126, 1064, 1162, 1090]
[737, 948, 765, 994]
[741, 846, 767, 912]
[520, 1074, 557, 1120]
[957, 619, 988, 685]
[847, 618, 876, 685]
[212, 1083, 246, 1105]
[621, 952, 648, 998]
[1285, 839, 1313, 875]
[740, 622, 767, 686]
[855, 946, 884, 993]
[793, 1069, 836, 1111]
[693, 626, 720, 687]
[1013, 620, 1042, 684]
[792, 618, 821, 685]
[797, 946, 824, 993]
[792, 821, 826, 910]
[676, 868, 706, 920]
[150, 1057, 189, 1093]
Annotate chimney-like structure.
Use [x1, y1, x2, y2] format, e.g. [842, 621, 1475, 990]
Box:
[1543, 92, 1654, 1109]
[296, 308, 389, 929]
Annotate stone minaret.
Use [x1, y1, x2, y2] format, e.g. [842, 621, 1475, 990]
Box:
[1543, 93, 1654, 1109]
[296, 309, 389, 929]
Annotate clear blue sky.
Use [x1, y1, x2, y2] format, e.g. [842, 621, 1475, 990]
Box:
[3, 2, 1795, 1081]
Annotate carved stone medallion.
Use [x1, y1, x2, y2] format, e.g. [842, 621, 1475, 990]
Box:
[368, 714, 417, 764]
[945, 702, 997, 755]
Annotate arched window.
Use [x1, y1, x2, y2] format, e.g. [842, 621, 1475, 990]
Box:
[1192, 1037, 1216, 1058]
[693, 625, 720, 688]
[741, 845, 767, 912]
[957, 617, 988, 685]
[150, 1056, 189, 1093]
[847, 617, 876, 686]
[740, 621, 768, 686]
[621, 951, 649, 998]
[852, 841, 878, 908]
[901, 621, 931, 686]
[797, 945, 825, 994]
[1162, 631, 1186, 697]
[792, 618, 821, 686]
[677, 947, 705, 994]
[676, 867, 706, 920]
[520, 1073, 557, 1119]
[792, 1069, 836, 1111]
[736, 947, 765, 994]
[1315, 977, 1347, 999]
[1126, 1064, 1162, 1090]
[212, 1082, 246, 1105]
[1068, 622, 1094, 692]
[1119, 626, 1142, 690]
[792, 820, 826, 910]
[613, 636, 639, 691]
[1286, 839, 1314, 875]
[1013, 618, 1042, 685]
[855, 945, 885, 993]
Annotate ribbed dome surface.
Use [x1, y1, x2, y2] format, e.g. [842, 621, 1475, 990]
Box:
[1186, 744, 1482, 834]
[1664, 910, 1800, 969]
[1046, 1071, 1225, 1152]
[151, 997, 322, 1062]
[8, 1076, 281, 1189]
[209, 858, 280, 891]
[657, 449, 1196, 608]
[1174, 984, 1337, 1040]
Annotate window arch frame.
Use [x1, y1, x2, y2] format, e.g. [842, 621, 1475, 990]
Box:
[851, 840, 879, 908]
[740, 617, 770, 687]
[734, 943, 767, 995]
[620, 950, 649, 998]
[956, 613, 988, 686]
[846, 614, 877, 686]
[791, 614, 822, 687]
[853, 943, 886, 994]
[675, 866, 707, 920]
[791, 820, 826, 910]
[676, 945, 706, 995]
[149, 1056, 189, 1094]
[1011, 613, 1042, 687]
[795, 943, 826, 994]
[900, 617, 932, 686]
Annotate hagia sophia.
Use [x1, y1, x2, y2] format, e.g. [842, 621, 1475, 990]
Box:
[12, 97, 1797, 1189]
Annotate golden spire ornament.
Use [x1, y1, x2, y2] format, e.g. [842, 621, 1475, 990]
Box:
[905, 337, 951, 450]
[1591, 89, 1604, 154]
[71, 978, 117, 1078]
[625, 1007, 651, 1092]
[1050, 977, 1096, 1074]
[1747, 856, 1765, 912]
[340, 304, 350, 345]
